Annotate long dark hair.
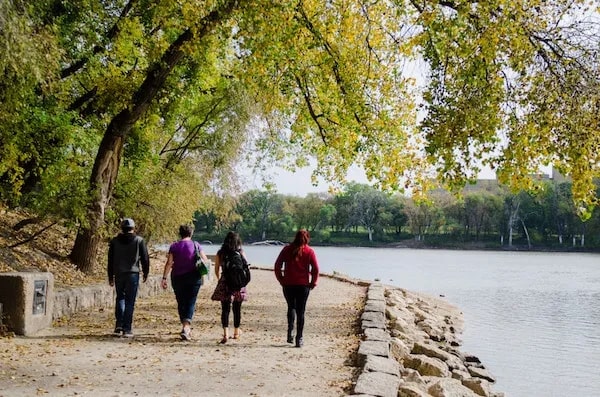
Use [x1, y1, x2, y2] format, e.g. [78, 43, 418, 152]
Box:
[219, 231, 242, 257]
[290, 229, 310, 259]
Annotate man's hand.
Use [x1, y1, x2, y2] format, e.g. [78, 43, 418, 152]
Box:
[109, 280, 114, 287]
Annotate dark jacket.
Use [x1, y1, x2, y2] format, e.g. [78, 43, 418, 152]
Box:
[107, 232, 150, 281]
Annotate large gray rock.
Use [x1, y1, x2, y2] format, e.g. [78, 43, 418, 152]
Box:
[362, 318, 387, 330]
[390, 337, 412, 360]
[398, 383, 429, 397]
[367, 286, 385, 301]
[462, 377, 492, 396]
[403, 354, 450, 377]
[412, 342, 466, 371]
[428, 378, 480, 397]
[401, 368, 425, 385]
[389, 316, 414, 334]
[362, 310, 386, 323]
[358, 340, 390, 358]
[364, 327, 391, 342]
[451, 369, 471, 382]
[364, 300, 387, 313]
[468, 365, 496, 383]
[386, 306, 415, 323]
[417, 317, 446, 342]
[354, 371, 400, 397]
[364, 355, 400, 376]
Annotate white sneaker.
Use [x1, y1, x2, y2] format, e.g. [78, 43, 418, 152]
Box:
[180, 326, 191, 341]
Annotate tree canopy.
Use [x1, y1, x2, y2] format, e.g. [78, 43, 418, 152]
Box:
[1, 0, 598, 272]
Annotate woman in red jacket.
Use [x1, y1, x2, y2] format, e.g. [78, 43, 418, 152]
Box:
[274, 229, 319, 347]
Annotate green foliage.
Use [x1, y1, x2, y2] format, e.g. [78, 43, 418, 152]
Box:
[200, 179, 600, 250]
[1, 0, 598, 268]
[419, 1, 600, 214]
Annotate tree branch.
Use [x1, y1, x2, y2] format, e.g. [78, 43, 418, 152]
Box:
[294, 74, 328, 144]
[60, 0, 135, 79]
[9, 222, 58, 248]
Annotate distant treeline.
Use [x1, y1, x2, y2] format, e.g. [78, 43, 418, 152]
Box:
[194, 181, 600, 251]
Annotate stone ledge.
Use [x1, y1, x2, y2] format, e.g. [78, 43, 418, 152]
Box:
[53, 264, 215, 320]
[353, 283, 397, 396]
[354, 371, 401, 397]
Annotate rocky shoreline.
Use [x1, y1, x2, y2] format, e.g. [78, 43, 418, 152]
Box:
[351, 278, 504, 397]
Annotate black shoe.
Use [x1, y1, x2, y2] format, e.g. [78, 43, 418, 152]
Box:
[113, 327, 123, 336]
[287, 332, 294, 344]
[295, 337, 303, 348]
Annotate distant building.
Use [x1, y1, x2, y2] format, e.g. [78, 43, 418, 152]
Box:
[551, 168, 569, 183]
[438, 167, 570, 196]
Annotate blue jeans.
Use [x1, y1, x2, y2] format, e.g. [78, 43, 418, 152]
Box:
[114, 272, 140, 332]
[171, 271, 203, 324]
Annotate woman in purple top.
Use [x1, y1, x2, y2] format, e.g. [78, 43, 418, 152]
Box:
[160, 224, 209, 340]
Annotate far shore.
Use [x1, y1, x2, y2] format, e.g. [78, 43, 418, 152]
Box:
[192, 237, 600, 254]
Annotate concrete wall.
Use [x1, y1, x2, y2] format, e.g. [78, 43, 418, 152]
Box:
[0, 262, 215, 335]
[0, 272, 54, 336]
[53, 263, 214, 320]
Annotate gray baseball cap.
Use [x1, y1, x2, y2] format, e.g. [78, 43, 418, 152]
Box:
[121, 218, 135, 229]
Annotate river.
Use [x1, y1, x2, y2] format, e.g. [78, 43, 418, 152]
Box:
[201, 244, 600, 397]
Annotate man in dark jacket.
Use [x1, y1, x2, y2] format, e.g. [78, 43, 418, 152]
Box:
[107, 218, 149, 337]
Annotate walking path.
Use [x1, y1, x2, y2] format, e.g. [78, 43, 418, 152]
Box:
[0, 269, 366, 397]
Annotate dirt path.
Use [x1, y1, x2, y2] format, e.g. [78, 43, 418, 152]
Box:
[0, 269, 366, 396]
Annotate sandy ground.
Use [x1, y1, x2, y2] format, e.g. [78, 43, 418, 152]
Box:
[0, 269, 366, 397]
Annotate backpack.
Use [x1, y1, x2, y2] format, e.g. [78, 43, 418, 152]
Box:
[222, 250, 251, 291]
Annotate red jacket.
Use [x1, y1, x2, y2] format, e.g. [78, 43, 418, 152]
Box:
[274, 244, 319, 287]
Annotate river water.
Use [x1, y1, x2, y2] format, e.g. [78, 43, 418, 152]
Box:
[201, 244, 600, 397]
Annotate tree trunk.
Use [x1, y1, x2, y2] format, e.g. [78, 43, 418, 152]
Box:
[507, 199, 520, 248]
[70, 116, 126, 273]
[70, 0, 240, 272]
[70, 225, 104, 274]
[520, 219, 531, 249]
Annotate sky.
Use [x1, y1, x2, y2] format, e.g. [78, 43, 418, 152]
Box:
[240, 164, 367, 196]
[240, 163, 530, 197]
[269, 165, 369, 196]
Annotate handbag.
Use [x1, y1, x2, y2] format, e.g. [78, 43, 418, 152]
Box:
[193, 241, 209, 276]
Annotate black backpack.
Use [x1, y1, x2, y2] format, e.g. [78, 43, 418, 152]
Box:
[222, 250, 251, 291]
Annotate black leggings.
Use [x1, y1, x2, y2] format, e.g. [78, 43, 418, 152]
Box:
[282, 285, 311, 338]
[221, 300, 242, 328]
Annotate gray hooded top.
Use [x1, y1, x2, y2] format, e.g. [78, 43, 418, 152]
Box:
[107, 232, 149, 281]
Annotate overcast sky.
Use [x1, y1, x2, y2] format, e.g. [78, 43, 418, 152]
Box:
[240, 163, 510, 197]
[241, 164, 369, 196]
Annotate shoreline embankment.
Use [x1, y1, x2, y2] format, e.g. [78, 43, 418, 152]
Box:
[325, 269, 504, 397]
